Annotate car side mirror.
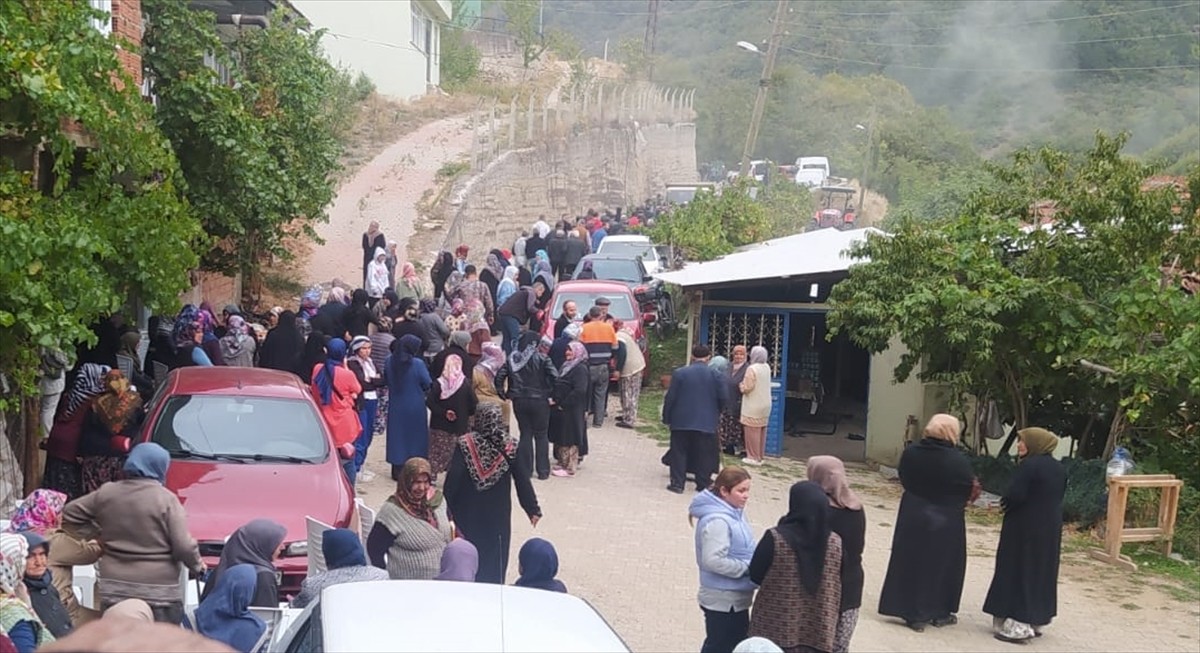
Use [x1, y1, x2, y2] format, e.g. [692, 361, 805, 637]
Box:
[337, 443, 355, 460]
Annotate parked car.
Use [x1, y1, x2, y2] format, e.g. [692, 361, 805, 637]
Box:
[139, 367, 357, 601]
[595, 234, 666, 275]
[270, 580, 631, 652]
[572, 254, 676, 336]
[794, 156, 831, 188]
[541, 280, 651, 374]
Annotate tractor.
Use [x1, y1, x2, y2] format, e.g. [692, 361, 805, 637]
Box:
[812, 185, 858, 230]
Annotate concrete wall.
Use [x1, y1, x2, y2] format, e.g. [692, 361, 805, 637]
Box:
[442, 122, 698, 253]
[866, 337, 927, 467]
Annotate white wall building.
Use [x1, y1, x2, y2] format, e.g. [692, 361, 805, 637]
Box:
[291, 0, 452, 100]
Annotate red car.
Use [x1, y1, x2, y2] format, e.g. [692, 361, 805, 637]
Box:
[541, 280, 651, 374]
[138, 367, 356, 599]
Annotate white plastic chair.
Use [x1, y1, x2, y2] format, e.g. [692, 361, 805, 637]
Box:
[116, 354, 135, 380]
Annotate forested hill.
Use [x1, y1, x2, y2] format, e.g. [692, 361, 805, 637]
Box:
[541, 0, 1199, 176]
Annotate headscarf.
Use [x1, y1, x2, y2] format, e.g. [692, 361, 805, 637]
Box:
[514, 538, 567, 593]
[103, 598, 154, 622]
[321, 529, 367, 570]
[484, 252, 505, 280]
[0, 533, 29, 597]
[224, 315, 248, 337]
[733, 637, 785, 653]
[197, 309, 218, 341]
[315, 338, 347, 406]
[775, 481, 833, 595]
[806, 455, 862, 511]
[401, 262, 419, 286]
[533, 221, 551, 239]
[455, 244, 470, 258]
[502, 266, 519, 283]
[300, 286, 321, 317]
[419, 298, 438, 315]
[923, 413, 961, 444]
[118, 330, 141, 368]
[448, 330, 470, 350]
[193, 564, 266, 653]
[445, 271, 465, 297]
[576, 258, 596, 279]
[173, 320, 200, 350]
[438, 354, 466, 400]
[435, 539, 479, 582]
[1018, 427, 1059, 457]
[508, 331, 542, 373]
[478, 342, 505, 380]
[328, 287, 347, 305]
[449, 298, 465, 317]
[731, 345, 748, 371]
[123, 442, 170, 484]
[561, 341, 588, 374]
[563, 322, 583, 341]
[535, 249, 550, 266]
[394, 458, 438, 528]
[92, 369, 142, 434]
[62, 363, 110, 418]
[211, 519, 287, 585]
[457, 403, 511, 492]
[749, 345, 769, 365]
[534, 269, 555, 294]
[709, 356, 729, 373]
[172, 304, 201, 346]
[5, 490, 67, 535]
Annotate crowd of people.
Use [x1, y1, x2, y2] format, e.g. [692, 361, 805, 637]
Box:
[9, 207, 1067, 653]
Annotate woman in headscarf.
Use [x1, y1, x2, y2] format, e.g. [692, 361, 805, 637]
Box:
[115, 329, 153, 399]
[416, 299, 450, 363]
[443, 298, 467, 333]
[203, 519, 287, 609]
[293, 529, 387, 609]
[299, 331, 328, 384]
[548, 341, 589, 478]
[344, 289, 382, 339]
[362, 221, 386, 286]
[217, 316, 255, 368]
[689, 466, 756, 653]
[366, 458, 452, 580]
[430, 330, 474, 382]
[347, 337, 385, 481]
[170, 320, 211, 370]
[195, 309, 224, 366]
[78, 369, 142, 493]
[298, 286, 321, 322]
[396, 262, 425, 301]
[443, 271, 466, 306]
[312, 288, 349, 340]
[366, 248, 390, 300]
[41, 364, 109, 500]
[472, 342, 510, 426]
[385, 242, 400, 289]
[749, 481, 844, 653]
[189, 565, 264, 653]
[16, 529, 72, 639]
[453, 244, 470, 274]
[738, 346, 772, 466]
[495, 331, 557, 481]
[549, 321, 581, 370]
[721, 345, 750, 457]
[309, 338, 362, 485]
[435, 539, 479, 582]
[807, 456, 866, 653]
[62, 443, 204, 623]
[146, 315, 175, 378]
[983, 427, 1067, 644]
[514, 538, 567, 593]
[0, 534, 53, 651]
[385, 335, 433, 481]
[443, 403, 542, 585]
[258, 310, 304, 379]
[479, 250, 507, 309]
[426, 354, 477, 480]
[430, 251, 454, 303]
[390, 297, 428, 353]
[6, 490, 100, 627]
[878, 414, 977, 632]
[496, 266, 520, 307]
[574, 258, 596, 280]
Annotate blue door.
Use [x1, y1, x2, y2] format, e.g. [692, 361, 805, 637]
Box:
[700, 307, 791, 456]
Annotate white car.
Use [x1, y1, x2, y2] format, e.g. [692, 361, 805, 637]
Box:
[270, 580, 630, 652]
[595, 234, 665, 275]
[795, 156, 831, 188]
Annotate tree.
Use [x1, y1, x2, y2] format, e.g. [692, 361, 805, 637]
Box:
[827, 134, 1200, 463]
[441, 0, 481, 89]
[503, 0, 548, 69]
[0, 0, 202, 402]
[648, 179, 771, 261]
[616, 37, 652, 80]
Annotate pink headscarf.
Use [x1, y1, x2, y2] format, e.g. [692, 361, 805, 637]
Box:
[806, 455, 862, 511]
[401, 262, 419, 285]
[439, 354, 466, 400]
[5, 490, 67, 535]
[562, 341, 588, 374]
[478, 342, 505, 380]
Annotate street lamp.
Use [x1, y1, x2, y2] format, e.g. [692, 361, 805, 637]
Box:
[736, 41, 762, 54]
[855, 114, 876, 218]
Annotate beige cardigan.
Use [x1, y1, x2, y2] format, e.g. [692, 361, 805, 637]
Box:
[47, 530, 102, 625]
[739, 363, 773, 427]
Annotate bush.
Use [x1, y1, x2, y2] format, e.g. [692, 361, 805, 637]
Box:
[968, 452, 1017, 496]
[352, 72, 376, 102]
[1061, 457, 1107, 527]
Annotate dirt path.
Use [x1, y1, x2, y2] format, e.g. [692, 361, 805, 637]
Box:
[303, 115, 475, 285]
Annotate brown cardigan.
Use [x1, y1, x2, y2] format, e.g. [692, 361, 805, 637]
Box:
[63, 478, 203, 603]
[47, 529, 103, 625]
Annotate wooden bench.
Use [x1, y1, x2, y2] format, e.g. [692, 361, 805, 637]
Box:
[1088, 474, 1184, 571]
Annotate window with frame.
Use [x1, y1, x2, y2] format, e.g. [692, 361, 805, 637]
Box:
[411, 4, 429, 52]
[90, 0, 113, 36]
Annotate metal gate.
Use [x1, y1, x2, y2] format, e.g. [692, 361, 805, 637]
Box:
[700, 308, 790, 456]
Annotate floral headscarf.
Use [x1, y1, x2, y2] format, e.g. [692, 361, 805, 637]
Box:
[394, 457, 440, 528]
[0, 533, 29, 597]
[5, 490, 67, 535]
[438, 355, 466, 400]
[485, 252, 505, 280]
[450, 299, 465, 317]
[457, 403, 512, 492]
[225, 315, 248, 336]
[172, 304, 200, 346]
[196, 309, 218, 338]
[478, 342, 505, 380]
[562, 341, 588, 374]
[93, 369, 143, 434]
[445, 271, 465, 297]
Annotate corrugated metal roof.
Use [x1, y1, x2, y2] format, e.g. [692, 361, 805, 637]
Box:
[654, 227, 889, 288]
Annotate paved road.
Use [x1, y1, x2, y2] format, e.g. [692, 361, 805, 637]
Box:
[356, 416, 1200, 653]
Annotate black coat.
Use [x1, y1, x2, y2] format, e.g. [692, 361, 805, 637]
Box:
[830, 506, 866, 611]
[430, 344, 474, 381]
[983, 454, 1066, 626]
[878, 438, 975, 623]
[24, 572, 73, 638]
[524, 234, 547, 261]
[563, 237, 587, 266]
[546, 235, 568, 268]
[549, 363, 588, 449]
[258, 324, 304, 379]
[427, 381, 477, 435]
[443, 445, 541, 584]
[495, 354, 557, 401]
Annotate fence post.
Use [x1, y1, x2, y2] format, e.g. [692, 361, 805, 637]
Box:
[508, 96, 517, 148]
[597, 84, 605, 124]
[489, 98, 498, 158]
[527, 93, 536, 141]
[619, 86, 628, 125]
[542, 95, 549, 136]
[582, 83, 590, 123]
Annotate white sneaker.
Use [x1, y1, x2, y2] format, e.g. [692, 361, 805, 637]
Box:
[741, 457, 763, 467]
[359, 469, 377, 482]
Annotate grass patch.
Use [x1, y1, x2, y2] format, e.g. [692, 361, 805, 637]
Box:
[636, 388, 669, 443]
[647, 328, 689, 381]
[1120, 602, 1141, 610]
[966, 506, 1004, 527]
[1127, 544, 1200, 602]
[262, 270, 305, 299]
[436, 160, 470, 180]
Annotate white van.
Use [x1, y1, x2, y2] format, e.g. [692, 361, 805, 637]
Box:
[794, 156, 831, 188]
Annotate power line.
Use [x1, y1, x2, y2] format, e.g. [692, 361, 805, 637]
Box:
[782, 2, 1200, 32]
[785, 30, 1200, 50]
[536, 0, 754, 16]
[777, 43, 1200, 73]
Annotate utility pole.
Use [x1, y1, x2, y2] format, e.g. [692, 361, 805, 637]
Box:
[857, 106, 877, 218]
[739, 0, 788, 179]
[539, 0, 545, 36]
[643, 0, 660, 80]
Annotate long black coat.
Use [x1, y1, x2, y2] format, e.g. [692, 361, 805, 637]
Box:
[443, 446, 541, 584]
[549, 363, 589, 450]
[878, 438, 976, 623]
[983, 453, 1066, 626]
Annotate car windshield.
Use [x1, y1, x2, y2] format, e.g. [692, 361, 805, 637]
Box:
[666, 188, 698, 204]
[151, 395, 329, 462]
[551, 292, 637, 321]
[579, 258, 643, 283]
[598, 241, 655, 262]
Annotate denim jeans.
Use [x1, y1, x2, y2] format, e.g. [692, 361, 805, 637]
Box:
[354, 397, 378, 471]
[500, 315, 521, 354]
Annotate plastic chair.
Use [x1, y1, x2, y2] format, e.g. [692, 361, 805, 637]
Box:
[152, 361, 169, 389]
[116, 354, 135, 380]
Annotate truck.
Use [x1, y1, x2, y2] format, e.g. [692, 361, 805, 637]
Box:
[664, 182, 717, 206]
[794, 156, 831, 188]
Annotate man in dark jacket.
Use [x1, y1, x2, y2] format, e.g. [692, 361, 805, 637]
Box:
[662, 343, 728, 493]
[495, 331, 558, 479]
[561, 230, 587, 281]
[546, 229, 568, 279]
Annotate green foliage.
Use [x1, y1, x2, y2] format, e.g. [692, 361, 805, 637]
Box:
[441, 0, 481, 89]
[142, 1, 342, 299]
[0, 0, 201, 403]
[502, 0, 548, 69]
[436, 160, 469, 180]
[351, 72, 375, 102]
[968, 452, 1018, 496]
[1060, 457, 1107, 526]
[615, 37, 652, 80]
[760, 180, 815, 238]
[648, 180, 771, 261]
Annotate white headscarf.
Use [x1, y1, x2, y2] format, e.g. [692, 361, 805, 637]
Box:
[0, 532, 29, 597]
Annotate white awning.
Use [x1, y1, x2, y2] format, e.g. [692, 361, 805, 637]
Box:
[655, 227, 889, 288]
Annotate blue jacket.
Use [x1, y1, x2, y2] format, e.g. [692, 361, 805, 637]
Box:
[662, 361, 728, 434]
[689, 490, 757, 592]
[591, 228, 607, 253]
